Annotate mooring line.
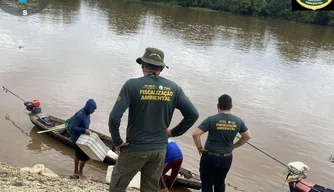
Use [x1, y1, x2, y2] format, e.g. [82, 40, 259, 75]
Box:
[5, 114, 29, 137]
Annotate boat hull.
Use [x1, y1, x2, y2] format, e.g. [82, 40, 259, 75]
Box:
[289, 180, 334, 192]
[28, 112, 202, 190]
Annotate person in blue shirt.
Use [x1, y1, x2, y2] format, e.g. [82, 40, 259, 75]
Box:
[70, 99, 97, 179]
[161, 139, 183, 191]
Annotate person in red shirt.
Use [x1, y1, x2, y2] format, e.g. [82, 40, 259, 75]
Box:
[160, 139, 183, 192]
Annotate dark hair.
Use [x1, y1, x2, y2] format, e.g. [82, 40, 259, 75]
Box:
[218, 94, 232, 110]
[142, 62, 164, 72]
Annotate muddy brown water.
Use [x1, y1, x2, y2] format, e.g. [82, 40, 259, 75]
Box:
[1, 0, 334, 191]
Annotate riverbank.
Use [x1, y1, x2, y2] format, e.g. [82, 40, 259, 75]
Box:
[136, 0, 334, 27]
[0, 162, 138, 192]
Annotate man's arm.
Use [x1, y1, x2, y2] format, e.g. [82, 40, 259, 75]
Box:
[233, 121, 251, 150]
[109, 80, 131, 147]
[233, 130, 251, 149]
[192, 128, 205, 150]
[170, 87, 199, 137]
[71, 112, 86, 134]
[192, 118, 210, 155]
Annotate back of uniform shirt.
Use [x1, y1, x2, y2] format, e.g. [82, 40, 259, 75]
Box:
[198, 113, 248, 154]
[109, 75, 199, 152]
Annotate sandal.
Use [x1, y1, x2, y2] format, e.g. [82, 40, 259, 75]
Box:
[78, 174, 86, 179]
[70, 174, 79, 179]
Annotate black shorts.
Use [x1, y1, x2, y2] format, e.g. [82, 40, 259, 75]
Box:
[74, 144, 90, 162]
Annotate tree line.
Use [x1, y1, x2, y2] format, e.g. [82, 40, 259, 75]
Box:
[140, 0, 334, 27]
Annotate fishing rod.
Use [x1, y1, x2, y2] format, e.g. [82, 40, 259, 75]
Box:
[235, 135, 290, 169]
[235, 136, 325, 192]
[2, 86, 26, 102]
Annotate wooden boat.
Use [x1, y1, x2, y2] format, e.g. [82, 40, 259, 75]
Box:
[28, 112, 202, 190]
[1, 86, 201, 189]
[289, 179, 334, 192]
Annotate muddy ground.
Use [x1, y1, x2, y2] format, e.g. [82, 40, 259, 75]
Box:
[0, 162, 139, 192]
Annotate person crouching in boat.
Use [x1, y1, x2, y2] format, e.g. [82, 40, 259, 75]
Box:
[70, 99, 97, 179]
[192, 94, 251, 192]
[160, 139, 183, 192]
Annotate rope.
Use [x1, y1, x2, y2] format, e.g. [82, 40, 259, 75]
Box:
[5, 114, 29, 137]
[4, 114, 51, 151]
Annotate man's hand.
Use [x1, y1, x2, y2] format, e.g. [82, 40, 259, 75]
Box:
[166, 128, 172, 137]
[85, 129, 91, 135]
[197, 147, 207, 156]
[115, 142, 129, 154]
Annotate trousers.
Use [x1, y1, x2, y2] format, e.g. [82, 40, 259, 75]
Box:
[199, 152, 233, 192]
[109, 149, 166, 192]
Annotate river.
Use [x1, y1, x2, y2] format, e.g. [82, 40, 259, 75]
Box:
[1, 0, 334, 191]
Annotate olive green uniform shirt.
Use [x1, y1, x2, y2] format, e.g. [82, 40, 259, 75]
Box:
[198, 113, 248, 154]
[109, 75, 199, 152]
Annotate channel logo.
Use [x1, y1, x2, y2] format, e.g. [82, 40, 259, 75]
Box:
[292, 0, 334, 11]
[0, 0, 50, 16]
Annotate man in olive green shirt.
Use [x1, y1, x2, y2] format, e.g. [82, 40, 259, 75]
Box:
[192, 94, 251, 192]
[108, 47, 199, 192]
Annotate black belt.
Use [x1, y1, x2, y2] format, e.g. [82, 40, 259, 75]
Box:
[206, 151, 232, 157]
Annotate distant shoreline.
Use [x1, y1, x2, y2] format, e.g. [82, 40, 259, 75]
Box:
[129, 0, 334, 27]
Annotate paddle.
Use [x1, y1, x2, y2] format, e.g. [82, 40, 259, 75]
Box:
[37, 124, 65, 134]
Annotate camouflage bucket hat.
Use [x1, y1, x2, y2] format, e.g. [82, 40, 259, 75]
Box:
[136, 47, 169, 69]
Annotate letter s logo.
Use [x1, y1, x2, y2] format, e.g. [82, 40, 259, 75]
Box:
[23, 10, 28, 16]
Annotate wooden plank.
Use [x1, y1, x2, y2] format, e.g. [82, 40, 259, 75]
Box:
[37, 124, 65, 134]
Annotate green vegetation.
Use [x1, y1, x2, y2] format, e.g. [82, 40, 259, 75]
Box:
[139, 0, 334, 27]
